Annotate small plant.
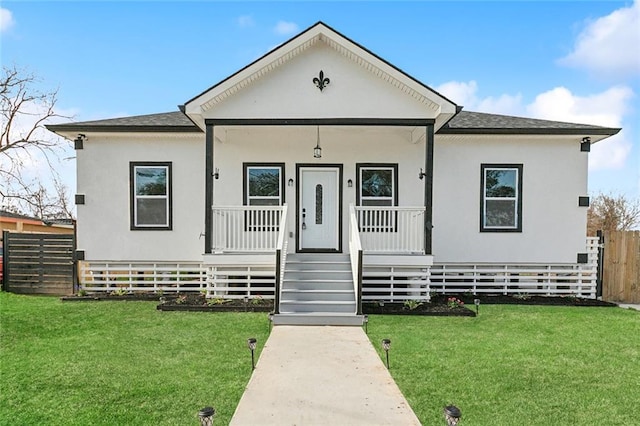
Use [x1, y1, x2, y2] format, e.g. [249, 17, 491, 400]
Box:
[156, 289, 164, 296]
[208, 298, 227, 305]
[77, 288, 87, 297]
[447, 297, 465, 309]
[514, 292, 531, 300]
[199, 288, 207, 296]
[112, 288, 128, 296]
[251, 295, 264, 306]
[175, 295, 188, 305]
[403, 300, 423, 310]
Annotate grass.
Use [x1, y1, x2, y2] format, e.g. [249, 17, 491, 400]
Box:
[2, 293, 639, 425]
[0, 292, 270, 425]
[367, 305, 640, 425]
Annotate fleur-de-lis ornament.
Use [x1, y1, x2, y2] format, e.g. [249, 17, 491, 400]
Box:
[313, 70, 330, 92]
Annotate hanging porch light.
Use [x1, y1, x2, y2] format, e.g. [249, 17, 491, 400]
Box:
[314, 126, 322, 158]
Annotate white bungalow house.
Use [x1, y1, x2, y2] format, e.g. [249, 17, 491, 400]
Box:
[48, 22, 619, 325]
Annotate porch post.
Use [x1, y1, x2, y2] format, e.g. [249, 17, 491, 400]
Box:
[204, 123, 214, 254]
[424, 124, 435, 255]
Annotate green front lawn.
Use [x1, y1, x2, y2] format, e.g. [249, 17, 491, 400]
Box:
[2, 293, 639, 425]
[0, 292, 270, 425]
[368, 305, 640, 425]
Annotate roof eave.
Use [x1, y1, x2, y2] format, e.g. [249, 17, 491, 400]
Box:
[437, 127, 621, 136]
[46, 124, 203, 134]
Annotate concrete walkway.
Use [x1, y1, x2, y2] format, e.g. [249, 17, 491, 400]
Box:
[230, 326, 421, 426]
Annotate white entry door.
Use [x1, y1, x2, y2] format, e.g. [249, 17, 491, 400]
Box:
[299, 167, 340, 251]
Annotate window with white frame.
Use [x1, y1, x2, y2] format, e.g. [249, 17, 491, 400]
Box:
[130, 162, 172, 230]
[243, 163, 285, 231]
[356, 164, 398, 207]
[244, 163, 285, 206]
[356, 164, 398, 231]
[481, 164, 522, 232]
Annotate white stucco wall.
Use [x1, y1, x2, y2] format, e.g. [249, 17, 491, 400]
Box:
[76, 133, 205, 261]
[214, 126, 427, 252]
[432, 135, 589, 263]
[200, 43, 440, 120]
[76, 129, 589, 264]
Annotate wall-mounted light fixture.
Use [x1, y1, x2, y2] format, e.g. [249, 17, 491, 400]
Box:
[314, 126, 322, 158]
[74, 134, 86, 150]
[213, 168, 219, 180]
[580, 136, 591, 152]
[288, 178, 294, 187]
[347, 179, 353, 188]
[418, 168, 426, 180]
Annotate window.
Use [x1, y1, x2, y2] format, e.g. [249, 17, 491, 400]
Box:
[480, 164, 523, 232]
[130, 162, 172, 230]
[244, 163, 285, 206]
[243, 163, 285, 231]
[356, 164, 398, 231]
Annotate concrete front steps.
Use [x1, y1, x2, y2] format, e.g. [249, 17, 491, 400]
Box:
[273, 253, 365, 326]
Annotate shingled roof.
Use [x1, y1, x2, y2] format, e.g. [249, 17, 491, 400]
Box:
[47, 110, 620, 137]
[441, 111, 620, 135]
[46, 112, 202, 133]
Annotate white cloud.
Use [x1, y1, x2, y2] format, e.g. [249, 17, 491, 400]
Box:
[273, 21, 299, 36]
[436, 80, 524, 116]
[0, 7, 15, 33]
[526, 86, 633, 127]
[558, 0, 640, 78]
[236, 15, 254, 28]
[526, 86, 633, 171]
[437, 80, 635, 171]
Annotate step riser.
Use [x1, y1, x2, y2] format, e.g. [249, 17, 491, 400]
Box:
[281, 292, 355, 302]
[284, 271, 352, 280]
[283, 282, 353, 292]
[273, 315, 365, 326]
[286, 254, 350, 262]
[285, 263, 351, 272]
[280, 303, 356, 314]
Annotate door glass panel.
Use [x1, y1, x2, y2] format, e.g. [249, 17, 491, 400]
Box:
[315, 184, 323, 224]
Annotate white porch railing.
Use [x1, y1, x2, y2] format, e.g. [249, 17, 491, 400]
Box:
[274, 204, 289, 314]
[354, 206, 425, 253]
[348, 205, 364, 314]
[212, 205, 285, 252]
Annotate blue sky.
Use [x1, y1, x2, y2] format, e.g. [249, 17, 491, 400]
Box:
[2, 1, 639, 200]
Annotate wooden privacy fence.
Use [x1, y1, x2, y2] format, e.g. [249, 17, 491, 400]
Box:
[602, 230, 640, 303]
[2, 231, 76, 295]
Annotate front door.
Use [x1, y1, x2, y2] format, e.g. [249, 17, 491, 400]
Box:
[298, 166, 341, 252]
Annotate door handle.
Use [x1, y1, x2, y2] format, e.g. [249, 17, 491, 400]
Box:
[302, 208, 306, 229]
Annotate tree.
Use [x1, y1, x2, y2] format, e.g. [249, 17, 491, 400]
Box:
[1, 65, 74, 219]
[587, 192, 640, 235]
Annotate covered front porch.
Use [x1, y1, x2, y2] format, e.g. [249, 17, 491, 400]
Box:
[203, 203, 432, 324]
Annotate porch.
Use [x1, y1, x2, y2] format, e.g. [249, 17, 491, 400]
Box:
[78, 205, 598, 324]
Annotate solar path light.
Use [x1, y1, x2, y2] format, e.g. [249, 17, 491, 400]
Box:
[474, 298, 480, 315]
[382, 338, 391, 369]
[247, 338, 257, 370]
[444, 405, 461, 426]
[198, 406, 215, 426]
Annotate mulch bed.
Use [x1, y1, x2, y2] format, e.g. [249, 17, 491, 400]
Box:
[430, 294, 617, 307]
[363, 302, 476, 316]
[62, 293, 616, 316]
